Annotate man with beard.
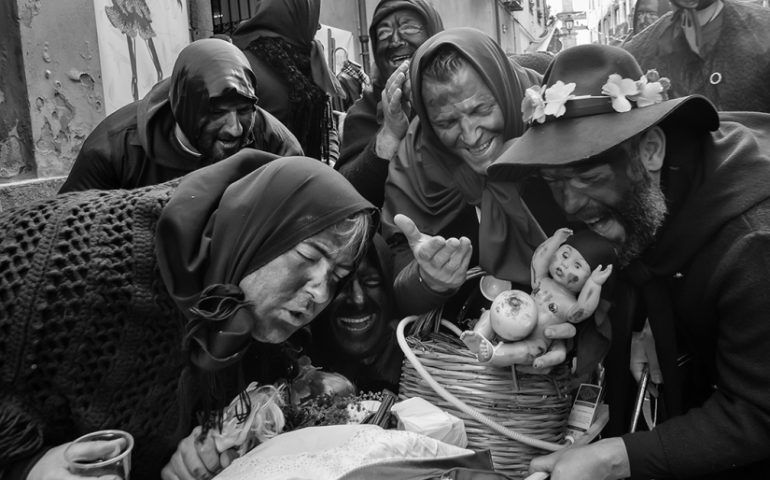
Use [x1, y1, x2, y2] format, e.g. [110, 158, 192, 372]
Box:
[334, 0, 444, 207]
[489, 44, 770, 480]
[308, 235, 403, 394]
[60, 39, 302, 192]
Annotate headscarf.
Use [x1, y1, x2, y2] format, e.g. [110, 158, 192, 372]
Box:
[369, 0, 445, 87]
[231, 0, 343, 97]
[168, 39, 257, 147]
[381, 28, 545, 285]
[156, 149, 376, 371]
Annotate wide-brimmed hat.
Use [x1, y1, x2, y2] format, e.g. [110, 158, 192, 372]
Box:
[488, 44, 718, 180]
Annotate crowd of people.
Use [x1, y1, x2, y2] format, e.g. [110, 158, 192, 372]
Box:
[2, 0, 770, 478]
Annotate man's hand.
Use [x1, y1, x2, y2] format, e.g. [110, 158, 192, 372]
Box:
[28, 439, 126, 480]
[394, 213, 472, 293]
[630, 319, 663, 385]
[529, 438, 631, 480]
[161, 426, 238, 480]
[376, 60, 412, 160]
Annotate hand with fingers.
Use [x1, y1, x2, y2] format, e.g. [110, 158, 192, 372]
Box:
[161, 426, 238, 480]
[28, 438, 128, 480]
[376, 60, 413, 160]
[630, 319, 663, 390]
[393, 213, 472, 294]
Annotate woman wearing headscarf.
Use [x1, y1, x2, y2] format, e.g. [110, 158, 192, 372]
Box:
[231, 0, 344, 163]
[381, 28, 565, 316]
[335, 0, 444, 207]
[0, 150, 375, 479]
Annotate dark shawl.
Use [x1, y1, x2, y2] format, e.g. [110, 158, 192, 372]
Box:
[156, 150, 375, 371]
[231, 0, 341, 97]
[167, 38, 258, 147]
[381, 28, 545, 285]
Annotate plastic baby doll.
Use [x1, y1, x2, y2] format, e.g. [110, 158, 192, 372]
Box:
[461, 228, 616, 369]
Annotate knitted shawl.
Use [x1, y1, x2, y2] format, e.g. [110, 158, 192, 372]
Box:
[0, 183, 185, 478]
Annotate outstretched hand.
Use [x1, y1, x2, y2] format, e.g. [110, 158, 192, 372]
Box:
[394, 213, 472, 293]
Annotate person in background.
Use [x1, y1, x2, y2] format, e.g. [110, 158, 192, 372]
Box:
[231, 0, 344, 164]
[334, 0, 444, 207]
[1, 151, 375, 479]
[381, 29, 568, 371]
[333, 47, 370, 113]
[308, 234, 403, 394]
[60, 38, 301, 193]
[489, 43, 770, 480]
[622, 0, 770, 112]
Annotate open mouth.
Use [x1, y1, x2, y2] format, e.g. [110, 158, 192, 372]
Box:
[218, 139, 240, 151]
[389, 53, 412, 66]
[584, 215, 614, 238]
[467, 138, 493, 156]
[337, 313, 376, 333]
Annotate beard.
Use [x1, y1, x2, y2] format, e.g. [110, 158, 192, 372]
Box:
[613, 172, 668, 266]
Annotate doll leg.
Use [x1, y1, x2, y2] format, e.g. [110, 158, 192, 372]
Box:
[461, 331, 495, 362]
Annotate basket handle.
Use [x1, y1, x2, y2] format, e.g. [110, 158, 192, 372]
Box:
[397, 316, 572, 452]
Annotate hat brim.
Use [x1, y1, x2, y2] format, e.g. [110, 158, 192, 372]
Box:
[488, 95, 718, 181]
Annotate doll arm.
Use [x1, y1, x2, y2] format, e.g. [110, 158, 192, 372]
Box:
[567, 264, 613, 323]
[531, 228, 573, 288]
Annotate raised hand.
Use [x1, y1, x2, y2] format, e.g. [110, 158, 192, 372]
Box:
[376, 60, 412, 160]
[394, 213, 472, 293]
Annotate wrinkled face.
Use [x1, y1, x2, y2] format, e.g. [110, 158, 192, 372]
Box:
[548, 244, 591, 293]
[326, 255, 392, 358]
[374, 9, 428, 79]
[196, 95, 256, 162]
[540, 142, 667, 266]
[422, 64, 505, 175]
[239, 228, 357, 344]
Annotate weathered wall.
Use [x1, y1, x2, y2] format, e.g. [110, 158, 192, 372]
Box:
[0, 0, 35, 182]
[19, 0, 105, 178]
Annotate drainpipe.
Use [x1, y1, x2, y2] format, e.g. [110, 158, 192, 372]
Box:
[357, 0, 371, 76]
[492, 0, 502, 44]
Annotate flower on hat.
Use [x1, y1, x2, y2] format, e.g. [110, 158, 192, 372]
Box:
[544, 81, 577, 118]
[631, 69, 671, 107]
[522, 85, 547, 124]
[522, 81, 575, 124]
[601, 74, 638, 113]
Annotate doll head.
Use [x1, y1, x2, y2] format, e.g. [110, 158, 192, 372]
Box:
[548, 229, 617, 294]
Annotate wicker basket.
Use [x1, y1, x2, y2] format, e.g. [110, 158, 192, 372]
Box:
[397, 272, 575, 479]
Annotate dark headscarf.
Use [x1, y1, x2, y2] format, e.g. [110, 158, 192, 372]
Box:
[369, 0, 445, 87]
[168, 39, 257, 147]
[231, 0, 342, 96]
[381, 28, 545, 286]
[157, 149, 376, 371]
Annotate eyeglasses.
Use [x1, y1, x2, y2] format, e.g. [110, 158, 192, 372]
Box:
[375, 23, 425, 41]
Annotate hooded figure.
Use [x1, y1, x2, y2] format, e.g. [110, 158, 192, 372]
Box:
[232, 0, 344, 163]
[60, 38, 302, 193]
[380, 28, 562, 316]
[307, 234, 404, 393]
[622, 0, 770, 112]
[2, 150, 375, 478]
[334, 0, 445, 208]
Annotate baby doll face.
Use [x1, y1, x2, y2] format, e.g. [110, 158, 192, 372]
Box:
[548, 244, 592, 294]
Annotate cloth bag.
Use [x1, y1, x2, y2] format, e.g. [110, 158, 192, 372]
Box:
[213, 424, 507, 480]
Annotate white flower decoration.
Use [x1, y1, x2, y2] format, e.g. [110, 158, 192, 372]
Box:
[522, 85, 547, 124]
[543, 81, 577, 118]
[601, 74, 639, 113]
